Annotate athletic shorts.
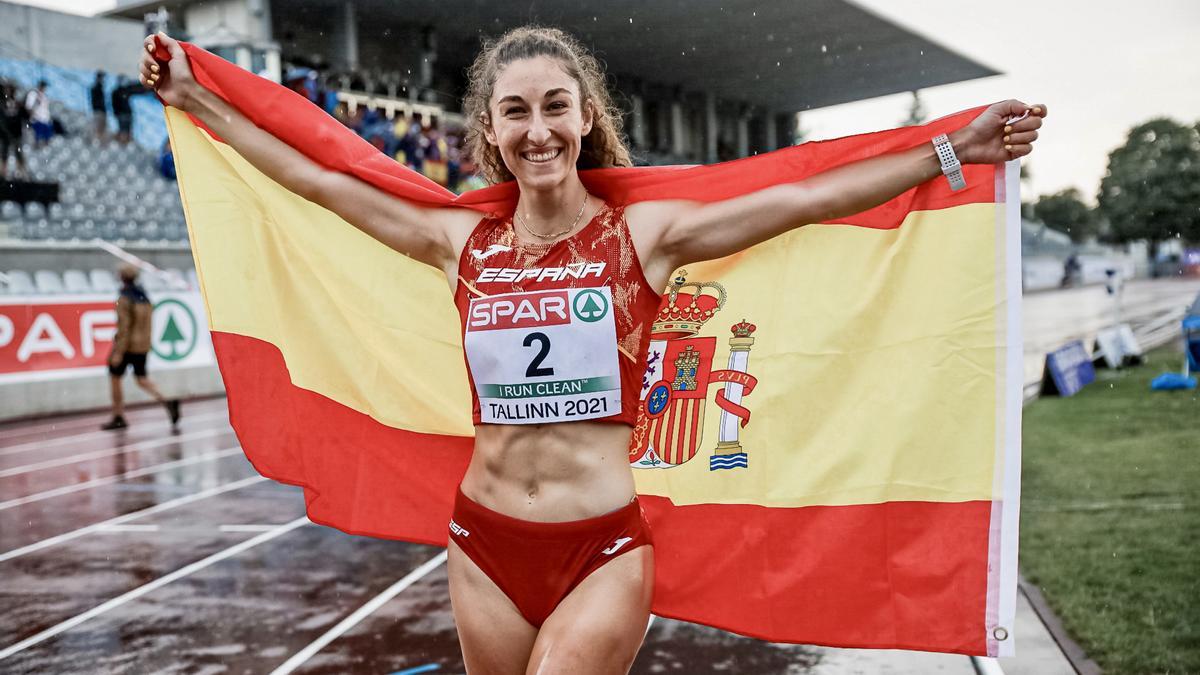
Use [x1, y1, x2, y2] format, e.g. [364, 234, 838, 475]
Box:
[109, 352, 148, 377]
[449, 485, 652, 627]
[31, 121, 52, 142]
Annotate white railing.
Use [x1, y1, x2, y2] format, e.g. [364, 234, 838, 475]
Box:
[335, 91, 464, 127]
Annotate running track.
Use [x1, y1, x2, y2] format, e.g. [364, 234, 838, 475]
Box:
[0, 398, 824, 673]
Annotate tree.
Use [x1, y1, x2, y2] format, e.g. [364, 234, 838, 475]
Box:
[901, 90, 926, 126]
[1034, 188, 1099, 243]
[1097, 118, 1200, 248]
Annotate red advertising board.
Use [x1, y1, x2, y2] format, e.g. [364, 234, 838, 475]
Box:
[0, 298, 118, 375]
[0, 294, 214, 380]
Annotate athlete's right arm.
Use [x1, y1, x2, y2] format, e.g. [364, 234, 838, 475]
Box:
[139, 33, 479, 274]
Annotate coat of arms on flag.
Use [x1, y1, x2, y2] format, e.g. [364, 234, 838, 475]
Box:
[630, 270, 760, 472]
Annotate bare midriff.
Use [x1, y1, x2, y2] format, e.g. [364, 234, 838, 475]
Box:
[460, 420, 636, 523]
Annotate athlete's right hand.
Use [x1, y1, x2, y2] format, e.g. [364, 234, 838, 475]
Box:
[139, 32, 195, 111]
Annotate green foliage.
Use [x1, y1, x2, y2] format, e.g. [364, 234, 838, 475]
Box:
[1097, 118, 1200, 245]
[1022, 348, 1199, 674]
[1034, 188, 1099, 243]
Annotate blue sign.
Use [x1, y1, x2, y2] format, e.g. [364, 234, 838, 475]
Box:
[1043, 340, 1095, 397]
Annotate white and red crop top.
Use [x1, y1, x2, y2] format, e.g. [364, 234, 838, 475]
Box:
[453, 203, 661, 426]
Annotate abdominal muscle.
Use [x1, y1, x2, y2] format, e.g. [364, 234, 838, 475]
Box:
[459, 420, 638, 523]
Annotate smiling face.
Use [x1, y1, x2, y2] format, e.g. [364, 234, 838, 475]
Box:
[482, 56, 594, 191]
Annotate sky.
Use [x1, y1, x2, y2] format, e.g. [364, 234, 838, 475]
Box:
[15, 0, 1200, 202]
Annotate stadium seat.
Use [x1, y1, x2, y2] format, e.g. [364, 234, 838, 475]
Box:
[48, 202, 65, 219]
[89, 268, 118, 293]
[62, 269, 92, 293]
[34, 270, 65, 294]
[24, 202, 45, 219]
[1, 201, 21, 221]
[75, 219, 97, 240]
[50, 219, 73, 240]
[4, 270, 37, 295]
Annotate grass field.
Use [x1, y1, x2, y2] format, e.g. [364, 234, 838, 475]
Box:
[1021, 345, 1199, 674]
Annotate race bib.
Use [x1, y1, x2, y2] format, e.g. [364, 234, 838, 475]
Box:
[464, 287, 622, 424]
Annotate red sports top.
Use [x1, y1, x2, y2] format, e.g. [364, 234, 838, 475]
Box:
[453, 203, 661, 426]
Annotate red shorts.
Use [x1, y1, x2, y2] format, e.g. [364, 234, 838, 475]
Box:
[449, 486, 653, 627]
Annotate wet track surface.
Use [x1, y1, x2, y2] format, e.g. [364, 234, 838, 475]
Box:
[0, 397, 824, 673]
[2, 279, 1197, 673]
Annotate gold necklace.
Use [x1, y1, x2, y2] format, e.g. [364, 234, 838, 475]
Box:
[516, 192, 590, 241]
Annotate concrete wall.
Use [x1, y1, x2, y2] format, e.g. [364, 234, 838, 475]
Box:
[0, 363, 224, 422]
[0, 1, 144, 76]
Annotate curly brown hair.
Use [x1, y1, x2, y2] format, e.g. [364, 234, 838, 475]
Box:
[463, 26, 632, 185]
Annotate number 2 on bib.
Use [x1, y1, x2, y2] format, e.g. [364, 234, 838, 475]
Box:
[463, 287, 622, 424]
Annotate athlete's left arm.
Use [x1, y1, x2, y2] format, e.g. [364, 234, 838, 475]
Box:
[647, 100, 1045, 268]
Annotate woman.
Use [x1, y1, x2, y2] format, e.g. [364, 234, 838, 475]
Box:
[141, 26, 1043, 674]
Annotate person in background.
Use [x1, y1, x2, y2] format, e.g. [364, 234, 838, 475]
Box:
[110, 76, 139, 145]
[158, 137, 175, 180]
[103, 263, 181, 430]
[0, 82, 27, 179]
[91, 70, 108, 142]
[24, 80, 52, 148]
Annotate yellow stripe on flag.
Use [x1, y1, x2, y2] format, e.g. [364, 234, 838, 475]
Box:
[632, 202, 1007, 507]
[168, 107, 474, 437]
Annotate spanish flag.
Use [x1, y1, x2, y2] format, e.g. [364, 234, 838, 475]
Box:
[168, 44, 1021, 657]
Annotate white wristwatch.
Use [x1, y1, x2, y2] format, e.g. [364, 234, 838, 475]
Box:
[932, 133, 966, 191]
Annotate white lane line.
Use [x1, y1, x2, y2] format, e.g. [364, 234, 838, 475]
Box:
[0, 410, 230, 458]
[0, 400, 229, 442]
[269, 550, 449, 675]
[97, 524, 161, 533]
[218, 524, 279, 533]
[0, 427, 231, 477]
[0, 446, 245, 511]
[0, 516, 310, 661]
[0, 475, 267, 562]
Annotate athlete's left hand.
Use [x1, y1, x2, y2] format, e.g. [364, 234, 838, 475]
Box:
[951, 99, 1046, 165]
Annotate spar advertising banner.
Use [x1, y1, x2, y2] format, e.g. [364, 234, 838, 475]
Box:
[0, 293, 214, 383]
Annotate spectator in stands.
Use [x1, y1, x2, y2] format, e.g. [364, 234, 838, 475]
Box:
[0, 82, 27, 179]
[91, 70, 108, 142]
[111, 76, 141, 145]
[24, 80, 52, 148]
[102, 263, 181, 431]
[158, 138, 175, 180]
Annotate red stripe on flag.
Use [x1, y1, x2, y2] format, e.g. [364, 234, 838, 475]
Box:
[641, 496, 991, 654]
[211, 331, 473, 545]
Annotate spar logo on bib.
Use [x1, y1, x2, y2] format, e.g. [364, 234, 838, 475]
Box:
[468, 290, 571, 331]
[572, 289, 609, 323]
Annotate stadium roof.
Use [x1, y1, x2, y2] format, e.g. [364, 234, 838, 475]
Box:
[108, 0, 999, 112]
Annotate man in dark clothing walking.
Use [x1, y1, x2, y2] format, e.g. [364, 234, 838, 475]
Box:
[91, 70, 107, 142]
[103, 263, 181, 430]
